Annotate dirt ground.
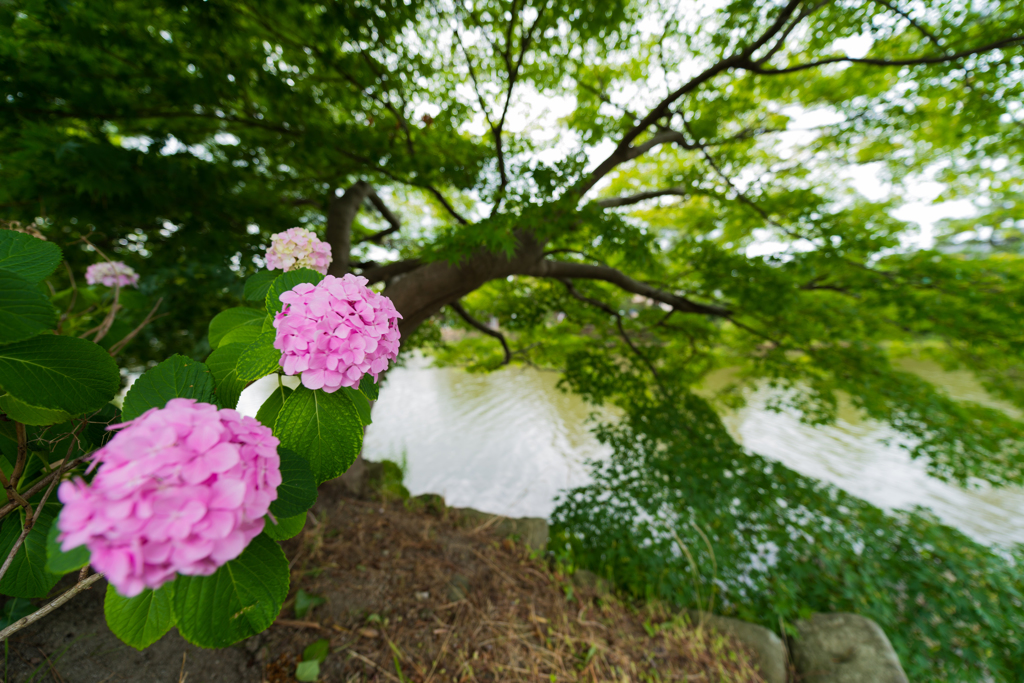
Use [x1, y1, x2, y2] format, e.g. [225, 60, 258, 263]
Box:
[4, 486, 764, 683]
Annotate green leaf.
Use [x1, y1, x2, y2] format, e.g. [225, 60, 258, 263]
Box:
[208, 307, 265, 349]
[295, 660, 320, 682]
[0, 394, 71, 426]
[0, 597, 35, 629]
[0, 231, 62, 283]
[263, 512, 305, 541]
[45, 520, 89, 574]
[172, 533, 289, 648]
[0, 335, 120, 416]
[0, 269, 58, 344]
[206, 343, 248, 409]
[121, 355, 216, 421]
[275, 386, 364, 484]
[303, 638, 330, 663]
[266, 269, 323, 316]
[293, 590, 325, 620]
[236, 330, 282, 382]
[0, 505, 62, 598]
[220, 323, 262, 347]
[244, 270, 278, 303]
[255, 383, 292, 429]
[104, 583, 175, 650]
[359, 374, 379, 401]
[269, 447, 317, 518]
[341, 386, 372, 426]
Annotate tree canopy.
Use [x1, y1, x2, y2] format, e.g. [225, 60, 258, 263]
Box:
[3, 0, 1024, 678]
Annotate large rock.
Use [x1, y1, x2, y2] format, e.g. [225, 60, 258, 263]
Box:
[791, 612, 908, 683]
[689, 611, 787, 683]
[452, 507, 549, 551]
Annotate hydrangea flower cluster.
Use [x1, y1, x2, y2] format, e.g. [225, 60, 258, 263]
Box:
[265, 227, 332, 275]
[273, 274, 402, 392]
[56, 399, 282, 597]
[84, 261, 139, 288]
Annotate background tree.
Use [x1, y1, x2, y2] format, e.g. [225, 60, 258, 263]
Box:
[3, 0, 1024, 678]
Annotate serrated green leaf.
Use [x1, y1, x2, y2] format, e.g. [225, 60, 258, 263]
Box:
[244, 270, 277, 302]
[104, 583, 175, 650]
[0, 394, 71, 426]
[275, 386, 363, 484]
[255, 383, 292, 429]
[340, 386, 372, 426]
[237, 330, 282, 382]
[269, 447, 317, 518]
[0, 231, 62, 283]
[266, 269, 323, 316]
[263, 512, 306, 540]
[0, 269, 58, 344]
[172, 533, 288, 648]
[220, 323, 262, 347]
[208, 307, 265, 349]
[359, 374, 379, 401]
[0, 597, 35, 629]
[206, 343, 248, 409]
[121, 355, 216, 421]
[45, 518, 89, 574]
[0, 335, 120, 415]
[0, 505, 62, 598]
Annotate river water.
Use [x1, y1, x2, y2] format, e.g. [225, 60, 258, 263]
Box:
[234, 356, 1024, 547]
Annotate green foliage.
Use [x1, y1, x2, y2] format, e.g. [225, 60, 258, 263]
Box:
[0, 505, 61, 598]
[205, 342, 248, 409]
[255, 382, 292, 429]
[269, 447, 318, 519]
[0, 335, 120, 416]
[208, 308, 266, 349]
[552, 396, 1024, 683]
[120, 355, 216, 421]
[172, 533, 289, 648]
[236, 330, 283, 382]
[103, 584, 175, 651]
[275, 386, 364, 484]
[264, 512, 306, 541]
[293, 589, 325, 620]
[0, 269, 57, 344]
[44, 522, 88, 575]
[0, 231, 62, 284]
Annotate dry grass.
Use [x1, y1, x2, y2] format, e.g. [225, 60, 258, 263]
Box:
[258, 494, 765, 683]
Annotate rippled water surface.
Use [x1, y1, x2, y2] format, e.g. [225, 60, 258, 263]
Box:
[235, 357, 1024, 546]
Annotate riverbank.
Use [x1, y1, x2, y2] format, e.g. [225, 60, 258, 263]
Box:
[3, 480, 764, 683]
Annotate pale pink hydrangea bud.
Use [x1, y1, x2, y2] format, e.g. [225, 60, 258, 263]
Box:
[84, 261, 139, 288]
[273, 274, 402, 392]
[56, 399, 282, 597]
[264, 227, 332, 275]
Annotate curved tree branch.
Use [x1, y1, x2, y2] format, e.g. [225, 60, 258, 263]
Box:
[596, 188, 689, 208]
[450, 301, 512, 365]
[527, 260, 730, 317]
[742, 35, 1024, 75]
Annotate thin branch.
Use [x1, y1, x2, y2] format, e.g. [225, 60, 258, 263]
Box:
[449, 301, 512, 365]
[356, 190, 403, 244]
[359, 259, 424, 285]
[560, 279, 662, 384]
[578, 0, 805, 195]
[742, 35, 1024, 75]
[55, 262, 78, 336]
[596, 188, 689, 208]
[528, 260, 730, 317]
[107, 297, 166, 357]
[871, 0, 945, 51]
[0, 573, 105, 643]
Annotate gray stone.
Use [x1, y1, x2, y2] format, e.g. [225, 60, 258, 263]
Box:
[689, 611, 787, 683]
[791, 612, 908, 683]
[452, 507, 549, 551]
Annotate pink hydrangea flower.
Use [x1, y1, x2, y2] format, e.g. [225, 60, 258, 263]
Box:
[84, 261, 139, 288]
[56, 399, 282, 597]
[273, 274, 402, 392]
[265, 227, 332, 275]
